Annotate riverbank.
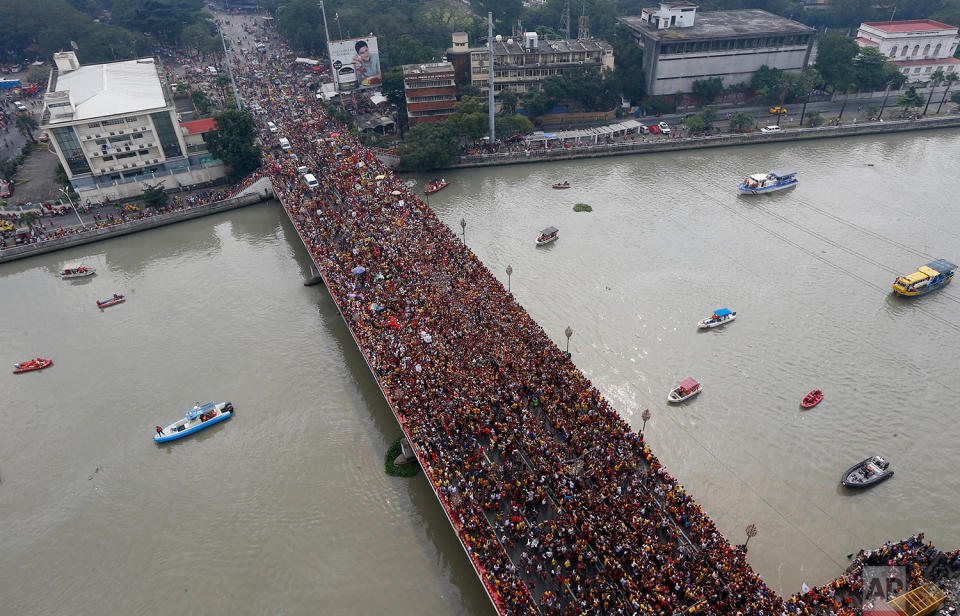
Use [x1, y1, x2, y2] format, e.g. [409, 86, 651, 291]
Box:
[455, 115, 960, 168]
[0, 179, 274, 264]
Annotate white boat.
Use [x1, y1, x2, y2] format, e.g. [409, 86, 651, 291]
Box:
[60, 263, 95, 279]
[154, 401, 234, 443]
[537, 226, 558, 246]
[667, 378, 701, 403]
[697, 308, 736, 329]
[738, 170, 797, 195]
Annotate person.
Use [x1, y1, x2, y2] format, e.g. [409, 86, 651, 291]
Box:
[155, 425, 164, 436]
[351, 40, 381, 85]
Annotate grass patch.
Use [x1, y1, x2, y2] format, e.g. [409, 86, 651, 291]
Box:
[384, 437, 421, 477]
[573, 203, 592, 212]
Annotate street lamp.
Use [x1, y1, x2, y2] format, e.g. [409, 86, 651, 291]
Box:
[641, 408, 651, 433]
[59, 187, 86, 229]
[459, 217, 466, 241]
[505, 264, 512, 292]
[744, 524, 758, 550]
[564, 325, 573, 354]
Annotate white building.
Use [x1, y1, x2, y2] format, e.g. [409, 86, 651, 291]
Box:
[41, 52, 225, 202]
[856, 20, 960, 82]
[619, 3, 815, 96]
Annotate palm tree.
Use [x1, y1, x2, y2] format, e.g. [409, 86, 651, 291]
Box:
[937, 72, 959, 114]
[923, 68, 946, 116]
[14, 113, 38, 142]
[19, 210, 38, 228]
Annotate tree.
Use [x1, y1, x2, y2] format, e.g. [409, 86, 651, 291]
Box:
[806, 111, 823, 127]
[522, 88, 556, 118]
[866, 104, 880, 119]
[398, 121, 459, 171]
[205, 109, 261, 182]
[191, 90, 212, 115]
[0, 158, 17, 181]
[854, 47, 893, 91]
[896, 86, 925, 114]
[141, 182, 168, 210]
[478, 0, 522, 29]
[612, 23, 645, 104]
[815, 34, 860, 91]
[15, 114, 38, 142]
[683, 114, 707, 133]
[448, 96, 489, 141]
[498, 89, 519, 115]
[19, 210, 39, 227]
[952, 89, 960, 106]
[728, 111, 754, 132]
[181, 22, 221, 54]
[691, 77, 723, 104]
[495, 113, 534, 137]
[937, 72, 959, 114]
[25, 65, 51, 85]
[923, 68, 946, 115]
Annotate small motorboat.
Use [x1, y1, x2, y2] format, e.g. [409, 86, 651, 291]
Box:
[536, 226, 558, 246]
[801, 389, 823, 408]
[424, 179, 449, 194]
[154, 401, 234, 443]
[552, 181, 571, 189]
[892, 259, 956, 296]
[841, 456, 893, 488]
[61, 263, 95, 279]
[13, 358, 53, 374]
[667, 378, 701, 403]
[698, 308, 736, 329]
[97, 294, 125, 308]
[738, 170, 798, 195]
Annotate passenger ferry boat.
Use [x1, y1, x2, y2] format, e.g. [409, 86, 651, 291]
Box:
[697, 308, 736, 329]
[154, 401, 234, 443]
[892, 259, 956, 296]
[738, 170, 798, 195]
[60, 263, 95, 279]
[667, 378, 701, 403]
[536, 226, 558, 246]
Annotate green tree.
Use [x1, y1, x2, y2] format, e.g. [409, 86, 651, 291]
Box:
[691, 77, 723, 104]
[815, 34, 860, 91]
[866, 104, 880, 119]
[141, 182, 168, 210]
[728, 111, 754, 132]
[19, 210, 39, 227]
[495, 113, 534, 137]
[522, 88, 557, 118]
[191, 90, 212, 115]
[206, 109, 261, 182]
[806, 110, 823, 127]
[478, 0, 522, 29]
[0, 158, 18, 181]
[923, 68, 946, 115]
[398, 121, 459, 171]
[25, 65, 51, 85]
[448, 96, 488, 141]
[612, 23, 645, 104]
[498, 89, 519, 115]
[897, 86, 925, 113]
[937, 72, 959, 114]
[181, 22, 221, 54]
[683, 114, 707, 133]
[951, 90, 960, 106]
[15, 114, 38, 142]
[854, 46, 893, 91]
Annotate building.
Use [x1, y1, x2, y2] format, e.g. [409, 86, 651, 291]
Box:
[856, 20, 960, 82]
[402, 62, 458, 125]
[618, 3, 815, 96]
[41, 52, 224, 202]
[445, 31, 614, 98]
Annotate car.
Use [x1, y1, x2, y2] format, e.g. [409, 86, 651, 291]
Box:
[658, 121, 671, 134]
[14, 101, 28, 112]
[1, 180, 13, 198]
[760, 125, 782, 133]
[648, 125, 660, 134]
[769, 106, 787, 115]
[266, 121, 278, 133]
[38, 131, 48, 142]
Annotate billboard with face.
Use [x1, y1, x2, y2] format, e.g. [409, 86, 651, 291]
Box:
[328, 37, 381, 91]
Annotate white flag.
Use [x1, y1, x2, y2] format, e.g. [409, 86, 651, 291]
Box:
[801, 582, 812, 594]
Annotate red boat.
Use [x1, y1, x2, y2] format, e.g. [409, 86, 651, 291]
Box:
[552, 182, 571, 189]
[13, 358, 52, 374]
[801, 389, 823, 408]
[424, 179, 449, 194]
[97, 294, 125, 308]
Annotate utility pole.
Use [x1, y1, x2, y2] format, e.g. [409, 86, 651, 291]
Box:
[488, 12, 496, 144]
[217, 23, 242, 109]
[560, 0, 571, 39]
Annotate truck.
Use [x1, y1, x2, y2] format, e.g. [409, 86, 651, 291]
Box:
[0, 78, 22, 90]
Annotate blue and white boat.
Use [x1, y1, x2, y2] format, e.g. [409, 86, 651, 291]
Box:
[154, 401, 233, 443]
[738, 170, 797, 194]
[697, 308, 736, 329]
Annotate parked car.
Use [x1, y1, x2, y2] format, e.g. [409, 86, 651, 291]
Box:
[658, 122, 671, 134]
[648, 125, 660, 134]
[266, 121, 278, 133]
[769, 106, 787, 115]
[38, 131, 48, 142]
[1, 180, 13, 198]
[14, 101, 28, 112]
[760, 125, 782, 133]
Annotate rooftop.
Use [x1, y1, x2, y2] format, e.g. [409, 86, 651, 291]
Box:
[855, 37, 878, 46]
[456, 38, 612, 56]
[619, 9, 813, 41]
[47, 57, 167, 124]
[402, 62, 455, 75]
[863, 20, 957, 33]
[893, 56, 960, 66]
[180, 118, 217, 134]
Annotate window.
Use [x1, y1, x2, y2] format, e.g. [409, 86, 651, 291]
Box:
[87, 122, 100, 128]
[923, 44, 931, 56]
[109, 135, 131, 143]
[95, 139, 107, 145]
[914, 67, 922, 73]
[101, 118, 124, 126]
[150, 111, 184, 159]
[934, 43, 942, 56]
[901, 46, 908, 56]
[890, 46, 897, 58]
[51, 126, 91, 175]
[125, 117, 138, 123]
[116, 152, 136, 160]
[925, 66, 932, 72]
[912, 45, 920, 56]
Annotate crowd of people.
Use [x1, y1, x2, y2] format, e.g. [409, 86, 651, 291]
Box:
[222, 12, 960, 616]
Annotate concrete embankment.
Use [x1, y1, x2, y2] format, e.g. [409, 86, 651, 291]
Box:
[0, 179, 275, 264]
[454, 116, 960, 168]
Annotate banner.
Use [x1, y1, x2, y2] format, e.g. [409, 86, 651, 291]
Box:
[328, 37, 381, 92]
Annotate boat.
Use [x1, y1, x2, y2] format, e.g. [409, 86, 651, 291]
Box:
[697, 308, 736, 329]
[12, 358, 52, 374]
[97, 294, 125, 308]
[738, 170, 798, 194]
[424, 179, 449, 194]
[536, 226, 558, 246]
[841, 455, 893, 488]
[552, 181, 571, 189]
[60, 263, 95, 279]
[892, 259, 956, 296]
[800, 389, 823, 408]
[154, 401, 234, 443]
[667, 378, 701, 403]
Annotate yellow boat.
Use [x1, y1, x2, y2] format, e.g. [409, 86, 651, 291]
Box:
[886, 582, 946, 616]
[892, 259, 956, 296]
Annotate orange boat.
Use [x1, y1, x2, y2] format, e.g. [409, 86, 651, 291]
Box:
[13, 358, 52, 374]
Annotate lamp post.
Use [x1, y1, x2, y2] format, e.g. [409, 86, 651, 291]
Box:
[505, 264, 512, 292]
[564, 325, 573, 354]
[460, 217, 466, 241]
[641, 408, 651, 433]
[59, 187, 86, 229]
[744, 524, 758, 551]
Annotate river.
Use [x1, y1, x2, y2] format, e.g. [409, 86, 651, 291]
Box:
[2, 129, 959, 614]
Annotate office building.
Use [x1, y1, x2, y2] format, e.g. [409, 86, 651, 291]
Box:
[856, 20, 960, 81]
[402, 62, 458, 125]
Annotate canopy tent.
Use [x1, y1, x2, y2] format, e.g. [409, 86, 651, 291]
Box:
[186, 402, 215, 420]
[770, 169, 797, 179]
[540, 226, 558, 235]
[350, 266, 367, 275]
[925, 259, 957, 274]
[526, 120, 644, 145]
[713, 308, 732, 317]
[678, 378, 699, 390]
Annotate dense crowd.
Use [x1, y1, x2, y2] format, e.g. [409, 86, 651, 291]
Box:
[223, 13, 960, 616]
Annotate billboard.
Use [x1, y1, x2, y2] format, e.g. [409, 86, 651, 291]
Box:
[328, 37, 381, 92]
